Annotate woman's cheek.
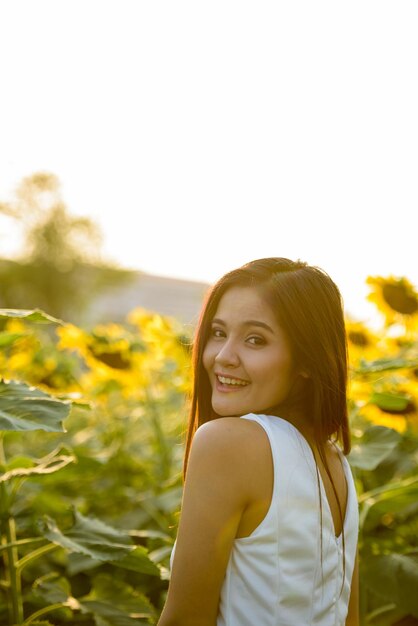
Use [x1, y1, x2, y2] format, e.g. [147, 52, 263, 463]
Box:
[202, 344, 213, 370]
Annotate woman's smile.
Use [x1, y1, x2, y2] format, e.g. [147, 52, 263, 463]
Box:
[215, 374, 251, 392]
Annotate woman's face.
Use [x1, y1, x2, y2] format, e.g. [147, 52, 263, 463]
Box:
[202, 285, 300, 417]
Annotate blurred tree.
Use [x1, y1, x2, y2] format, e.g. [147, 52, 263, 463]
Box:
[0, 172, 136, 323]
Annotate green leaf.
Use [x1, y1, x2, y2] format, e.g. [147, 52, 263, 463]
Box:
[0, 308, 64, 325]
[370, 392, 411, 412]
[66, 552, 102, 575]
[5, 454, 35, 470]
[38, 509, 134, 562]
[139, 485, 183, 515]
[347, 425, 401, 470]
[33, 573, 72, 604]
[112, 546, 161, 577]
[79, 600, 150, 626]
[129, 528, 172, 541]
[355, 356, 418, 374]
[39, 510, 161, 576]
[363, 554, 418, 617]
[0, 379, 71, 432]
[360, 477, 418, 532]
[148, 545, 173, 564]
[25, 573, 80, 625]
[0, 331, 28, 347]
[87, 573, 155, 615]
[0, 446, 75, 483]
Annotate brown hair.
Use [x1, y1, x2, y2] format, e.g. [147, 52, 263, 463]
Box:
[181, 257, 351, 590]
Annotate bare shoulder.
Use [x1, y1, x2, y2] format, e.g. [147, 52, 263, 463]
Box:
[190, 417, 271, 484]
[195, 416, 269, 453]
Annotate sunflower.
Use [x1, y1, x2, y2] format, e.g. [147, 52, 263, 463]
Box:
[366, 275, 418, 330]
[360, 403, 408, 433]
[345, 319, 382, 365]
[359, 377, 418, 435]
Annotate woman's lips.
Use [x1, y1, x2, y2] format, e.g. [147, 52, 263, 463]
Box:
[214, 377, 250, 393]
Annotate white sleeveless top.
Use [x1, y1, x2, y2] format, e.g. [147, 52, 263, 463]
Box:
[169, 413, 359, 626]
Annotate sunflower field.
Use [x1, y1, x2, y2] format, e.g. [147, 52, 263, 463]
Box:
[0, 275, 418, 626]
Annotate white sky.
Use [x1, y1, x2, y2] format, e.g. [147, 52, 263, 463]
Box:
[1, 1, 417, 327]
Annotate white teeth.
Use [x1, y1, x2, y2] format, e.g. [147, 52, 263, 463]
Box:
[217, 375, 249, 386]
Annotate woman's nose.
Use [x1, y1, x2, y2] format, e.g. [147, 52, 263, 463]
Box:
[214, 339, 240, 366]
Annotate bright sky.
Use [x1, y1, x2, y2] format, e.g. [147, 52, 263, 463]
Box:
[1, 1, 417, 327]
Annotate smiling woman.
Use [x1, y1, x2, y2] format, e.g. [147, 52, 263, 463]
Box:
[157, 257, 359, 626]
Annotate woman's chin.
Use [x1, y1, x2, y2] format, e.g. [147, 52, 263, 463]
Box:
[211, 398, 249, 417]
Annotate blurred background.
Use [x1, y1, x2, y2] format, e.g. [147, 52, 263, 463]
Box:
[1, 1, 417, 331]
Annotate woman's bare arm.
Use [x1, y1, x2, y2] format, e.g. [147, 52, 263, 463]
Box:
[157, 418, 250, 626]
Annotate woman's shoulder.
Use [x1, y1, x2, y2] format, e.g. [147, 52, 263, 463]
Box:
[194, 417, 272, 467]
[196, 415, 270, 444]
[193, 417, 273, 504]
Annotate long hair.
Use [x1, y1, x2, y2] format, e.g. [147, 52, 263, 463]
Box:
[183, 257, 350, 481]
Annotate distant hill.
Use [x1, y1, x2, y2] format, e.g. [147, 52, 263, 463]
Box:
[85, 271, 211, 330]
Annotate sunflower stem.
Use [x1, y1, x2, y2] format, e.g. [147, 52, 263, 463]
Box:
[22, 602, 67, 625]
[0, 435, 24, 625]
[16, 542, 59, 573]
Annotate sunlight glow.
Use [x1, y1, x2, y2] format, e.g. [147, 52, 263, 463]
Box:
[1, 1, 417, 328]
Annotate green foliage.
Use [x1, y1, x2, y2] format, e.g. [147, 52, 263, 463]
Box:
[348, 425, 402, 471]
[0, 309, 64, 325]
[363, 554, 418, 617]
[0, 309, 178, 625]
[349, 358, 418, 623]
[38, 510, 160, 577]
[0, 380, 71, 432]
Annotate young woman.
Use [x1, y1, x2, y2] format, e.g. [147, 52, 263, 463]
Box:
[157, 257, 359, 626]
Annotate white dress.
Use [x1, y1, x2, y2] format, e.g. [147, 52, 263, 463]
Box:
[170, 413, 359, 626]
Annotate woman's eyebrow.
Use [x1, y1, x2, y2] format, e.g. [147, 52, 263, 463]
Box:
[211, 318, 275, 334]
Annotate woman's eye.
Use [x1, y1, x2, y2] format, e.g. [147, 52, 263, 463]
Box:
[248, 336, 265, 345]
[210, 329, 265, 345]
